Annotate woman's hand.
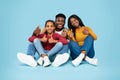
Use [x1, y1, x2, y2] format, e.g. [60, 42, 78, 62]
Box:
[67, 29, 74, 38]
[83, 29, 89, 35]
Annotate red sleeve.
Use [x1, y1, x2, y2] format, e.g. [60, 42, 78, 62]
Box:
[55, 33, 68, 45]
[28, 36, 37, 42]
[28, 34, 44, 42]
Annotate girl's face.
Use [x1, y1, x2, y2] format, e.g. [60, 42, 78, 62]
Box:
[70, 18, 79, 28]
[45, 22, 55, 34]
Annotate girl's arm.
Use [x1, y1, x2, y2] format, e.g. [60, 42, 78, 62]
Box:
[28, 34, 44, 42]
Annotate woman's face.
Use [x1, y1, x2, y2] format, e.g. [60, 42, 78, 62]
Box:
[70, 18, 79, 28]
[45, 22, 55, 34]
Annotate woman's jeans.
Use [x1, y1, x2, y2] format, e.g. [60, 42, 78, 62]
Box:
[69, 36, 95, 60]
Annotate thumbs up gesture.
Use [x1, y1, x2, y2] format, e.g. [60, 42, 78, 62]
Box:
[67, 29, 74, 38]
[40, 35, 47, 42]
[49, 36, 58, 43]
[82, 29, 89, 35]
[33, 26, 41, 36]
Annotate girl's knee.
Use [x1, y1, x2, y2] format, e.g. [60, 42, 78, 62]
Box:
[57, 42, 63, 47]
[33, 38, 39, 43]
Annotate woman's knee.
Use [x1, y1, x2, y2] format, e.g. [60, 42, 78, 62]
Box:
[69, 40, 77, 46]
[86, 36, 94, 41]
[87, 54, 95, 58]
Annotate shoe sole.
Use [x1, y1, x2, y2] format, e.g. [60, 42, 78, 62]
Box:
[17, 53, 37, 67]
[52, 53, 69, 67]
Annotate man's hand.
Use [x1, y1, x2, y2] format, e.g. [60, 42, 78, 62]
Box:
[33, 26, 41, 36]
[61, 28, 68, 38]
[40, 28, 46, 34]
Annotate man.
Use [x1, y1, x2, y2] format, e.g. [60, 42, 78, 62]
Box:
[51, 13, 69, 67]
[37, 13, 69, 67]
[17, 13, 69, 67]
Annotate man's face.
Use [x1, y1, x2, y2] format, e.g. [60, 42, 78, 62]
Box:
[55, 17, 65, 29]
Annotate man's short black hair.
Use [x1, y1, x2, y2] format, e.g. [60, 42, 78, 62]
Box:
[55, 13, 66, 19]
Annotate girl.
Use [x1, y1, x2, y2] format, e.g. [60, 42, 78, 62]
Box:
[67, 14, 98, 67]
[28, 20, 68, 67]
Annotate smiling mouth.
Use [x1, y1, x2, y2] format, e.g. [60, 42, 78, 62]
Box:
[74, 23, 79, 27]
[48, 29, 52, 31]
[58, 24, 63, 27]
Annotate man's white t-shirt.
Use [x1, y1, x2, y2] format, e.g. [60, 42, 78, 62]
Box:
[55, 30, 63, 35]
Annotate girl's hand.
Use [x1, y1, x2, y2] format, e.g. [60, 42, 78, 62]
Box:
[49, 37, 58, 43]
[83, 29, 89, 35]
[40, 35, 47, 42]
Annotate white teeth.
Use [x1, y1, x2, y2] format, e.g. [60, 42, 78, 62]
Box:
[58, 25, 62, 26]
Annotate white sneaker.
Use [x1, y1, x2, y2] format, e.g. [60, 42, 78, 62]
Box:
[43, 56, 51, 67]
[37, 57, 43, 66]
[17, 53, 37, 67]
[85, 56, 98, 66]
[72, 53, 85, 67]
[52, 53, 69, 67]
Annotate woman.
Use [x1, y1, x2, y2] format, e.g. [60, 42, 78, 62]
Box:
[67, 14, 98, 67]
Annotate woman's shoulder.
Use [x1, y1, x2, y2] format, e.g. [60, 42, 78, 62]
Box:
[83, 26, 90, 28]
[84, 26, 92, 30]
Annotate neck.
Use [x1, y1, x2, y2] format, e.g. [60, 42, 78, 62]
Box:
[79, 25, 82, 27]
[47, 32, 53, 36]
[56, 27, 64, 31]
[77, 25, 82, 29]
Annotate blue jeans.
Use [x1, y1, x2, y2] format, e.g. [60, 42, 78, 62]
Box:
[27, 38, 63, 58]
[69, 36, 95, 60]
[27, 43, 37, 57]
[57, 44, 69, 54]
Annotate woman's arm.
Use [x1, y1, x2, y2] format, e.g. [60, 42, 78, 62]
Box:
[67, 30, 76, 41]
[85, 27, 97, 40]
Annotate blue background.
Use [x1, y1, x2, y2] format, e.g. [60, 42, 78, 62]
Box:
[0, 0, 120, 80]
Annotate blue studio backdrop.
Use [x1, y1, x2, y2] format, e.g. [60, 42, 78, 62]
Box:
[0, 0, 120, 80]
